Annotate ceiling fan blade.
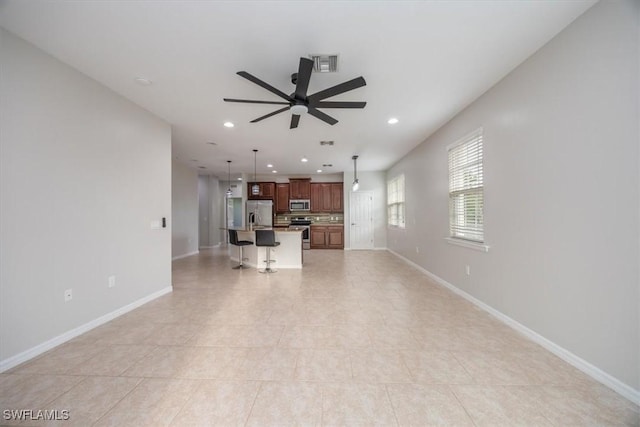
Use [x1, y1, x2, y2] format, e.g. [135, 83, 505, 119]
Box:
[250, 106, 290, 123]
[294, 57, 314, 100]
[312, 101, 367, 109]
[237, 71, 293, 102]
[290, 114, 301, 129]
[307, 76, 366, 102]
[307, 107, 338, 126]
[223, 98, 290, 105]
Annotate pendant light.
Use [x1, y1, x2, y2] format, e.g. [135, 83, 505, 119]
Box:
[251, 149, 260, 196]
[225, 160, 232, 197]
[352, 155, 360, 191]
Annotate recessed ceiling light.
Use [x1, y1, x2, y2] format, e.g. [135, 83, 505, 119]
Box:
[387, 117, 399, 125]
[301, 157, 308, 163]
[317, 169, 323, 173]
[134, 77, 152, 86]
[223, 122, 234, 128]
[267, 164, 273, 168]
[237, 177, 242, 181]
[272, 170, 278, 173]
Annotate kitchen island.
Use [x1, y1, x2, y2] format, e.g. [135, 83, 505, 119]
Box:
[228, 228, 303, 269]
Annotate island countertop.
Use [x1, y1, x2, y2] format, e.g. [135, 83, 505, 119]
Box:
[229, 229, 303, 269]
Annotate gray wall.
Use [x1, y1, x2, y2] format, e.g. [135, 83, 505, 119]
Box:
[0, 29, 172, 362]
[388, 0, 639, 392]
[171, 160, 199, 258]
[343, 171, 388, 250]
[198, 175, 211, 248]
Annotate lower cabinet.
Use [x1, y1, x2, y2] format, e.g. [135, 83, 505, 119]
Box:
[310, 225, 344, 249]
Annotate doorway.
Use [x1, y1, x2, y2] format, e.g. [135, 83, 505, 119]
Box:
[349, 191, 374, 249]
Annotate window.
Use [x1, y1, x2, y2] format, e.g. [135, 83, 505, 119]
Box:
[387, 174, 405, 228]
[448, 128, 484, 242]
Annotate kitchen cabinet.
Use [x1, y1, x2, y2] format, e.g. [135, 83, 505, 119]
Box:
[275, 183, 289, 213]
[330, 183, 343, 212]
[310, 182, 343, 212]
[289, 178, 311, 199]
[310, 225, 344, 249]
[247, 182, 275, 200]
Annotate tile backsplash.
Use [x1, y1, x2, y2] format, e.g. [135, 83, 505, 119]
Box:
[275, 213, 343, 225]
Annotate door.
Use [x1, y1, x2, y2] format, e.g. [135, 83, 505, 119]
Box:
[350, 191, 374, 249]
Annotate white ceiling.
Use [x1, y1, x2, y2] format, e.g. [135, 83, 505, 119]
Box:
[0, 0, 595, 178]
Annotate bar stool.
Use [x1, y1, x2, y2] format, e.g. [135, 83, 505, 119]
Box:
[228, 229, 253, 269]
[255, 229, 280, 273]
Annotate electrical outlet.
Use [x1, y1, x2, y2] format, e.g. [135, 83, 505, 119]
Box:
[465, 265, 471, 276]
[64, 289, 73, 302]
[108, 275, 116, 288]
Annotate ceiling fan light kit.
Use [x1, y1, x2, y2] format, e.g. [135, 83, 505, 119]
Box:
[224, 57, 366, 129]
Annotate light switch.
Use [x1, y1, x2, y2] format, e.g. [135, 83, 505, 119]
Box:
[150, 220, 161, 229]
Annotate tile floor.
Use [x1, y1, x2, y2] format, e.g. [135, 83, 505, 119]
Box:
[1, 248, 638, 426]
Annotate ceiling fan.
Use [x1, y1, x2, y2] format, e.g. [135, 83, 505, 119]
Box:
[223, 57, 366, 129]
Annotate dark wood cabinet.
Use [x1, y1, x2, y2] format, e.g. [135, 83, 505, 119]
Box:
[310, 182, 343, 213]
[310, 225, 344, 249]
[275, 183, 289, 213]
[331, 183, 343, 212]
[289, 179, 311, 199]
[247, 182, 275, 200]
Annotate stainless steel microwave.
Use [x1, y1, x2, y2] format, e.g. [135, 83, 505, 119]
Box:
[289, 199, 310, 211]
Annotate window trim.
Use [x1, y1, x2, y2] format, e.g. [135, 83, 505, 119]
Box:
[448, 127, 485, 244]
[387, 173, 405, 229]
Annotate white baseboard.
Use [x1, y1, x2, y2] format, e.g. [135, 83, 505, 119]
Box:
[0, 286, 173, 373]
[345, 247, 387, 251]
[171, 250, 199, 261]
[387, 248, 640, 406]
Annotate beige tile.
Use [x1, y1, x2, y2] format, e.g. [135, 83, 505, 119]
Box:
[536, 386, 640, 426]
[315, 325, 371, 349]
[143, 323, 200, 345]
[45, 376, 142, 426]
[452, 351, 532, 385]
[69, 344, 155, 376]
[386, 383, 474, 426]
[367, 325, 421, 349]
[350, 349, 412, 383]
[0, 374, 84, 413]
[322, 382, 398, 426]
[122, 346, 199, 378]
[94, 323, 158, 345]
[93, 378, 199, 427]
[230, 348, 299, 381]
[171, 380, 260, 426]
[11, 343, 104, 374]
[189, 325, 284, 347]
[179, 347, 247, 379]
[246, 381, 323, 427]
[401, 351, 473, 384]
[452, 385, 553, 426]
[279, 325, 322, 348]
[295, 349, 352, 382]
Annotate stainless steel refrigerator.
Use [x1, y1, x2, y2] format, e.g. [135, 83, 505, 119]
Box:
[246, 200, 273, 228]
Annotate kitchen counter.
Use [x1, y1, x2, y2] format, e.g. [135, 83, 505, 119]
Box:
[229, 229, 303, 269]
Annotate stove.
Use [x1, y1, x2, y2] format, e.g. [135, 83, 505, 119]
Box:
[289, 217, 312, 249]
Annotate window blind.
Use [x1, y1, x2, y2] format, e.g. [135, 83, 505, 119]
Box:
[387, 174, 405, 228]
[448, 129, 483, 242]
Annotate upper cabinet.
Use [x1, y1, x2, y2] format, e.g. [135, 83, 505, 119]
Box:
[289, 178, 311, 199]
[275, 183, 290, 213]
[247, 182, 275, 200]
[310, 182, 343, 212]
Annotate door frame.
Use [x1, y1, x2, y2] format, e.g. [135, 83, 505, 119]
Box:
[349, 191, 374, 250]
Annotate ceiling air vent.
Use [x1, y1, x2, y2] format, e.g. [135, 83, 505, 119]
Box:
[310, 54, 338, 73]
[320, 140, 334, 146]
[322, 164, 333, 168]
